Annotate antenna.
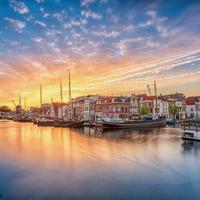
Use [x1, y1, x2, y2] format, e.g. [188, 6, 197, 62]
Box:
[147, 85, 152, 96]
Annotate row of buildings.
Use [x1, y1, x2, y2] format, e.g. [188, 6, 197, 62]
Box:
[28, 93, 200, 121]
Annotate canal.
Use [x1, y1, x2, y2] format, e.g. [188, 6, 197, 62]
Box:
[0, 120, 200, 200]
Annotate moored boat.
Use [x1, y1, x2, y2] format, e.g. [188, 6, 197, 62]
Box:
[69, 120, 84, 128]
[181, 120, 200, 141]
[37, 118, 55, 126]
[100, 118, 166, 129]
[182, 129, 200, 141]
[54, 120, 70, 127]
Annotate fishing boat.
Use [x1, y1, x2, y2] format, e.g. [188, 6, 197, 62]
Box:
[100, 117, 166, 129]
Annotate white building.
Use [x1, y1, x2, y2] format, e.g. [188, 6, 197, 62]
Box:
[184, 97, 200, 118]
[152, 98, 169, 118]
[84, 96, 99, 121]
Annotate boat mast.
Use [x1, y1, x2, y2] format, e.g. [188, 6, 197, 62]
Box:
[60, 79, 63, 119]
[24, 97, 26, 112]
[40, 84, 43, 117]
[154, 80, 158, 116]
[19, 94, 21, 119]
[67, 69, 71, 101]
[60, 79, 63, 103]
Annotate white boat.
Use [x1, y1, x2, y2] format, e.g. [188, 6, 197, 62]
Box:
[182, 129, 200, 141]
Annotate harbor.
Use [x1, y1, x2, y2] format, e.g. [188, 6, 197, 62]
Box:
[0, 0, 200, 199]
[0, 120, 200, 200]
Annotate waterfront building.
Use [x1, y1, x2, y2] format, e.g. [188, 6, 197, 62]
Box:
[29, 107, 41, 118]
[58, 104, 69, 120]
[70, 96, 85, 120]
[84, 95, 99, 121]
[50, 103, 67, 118]
[95, 96, 130, 120]
[41, 103, 51, 118]
[137, 94, 169, 118]
[184, 97, 200, 118]
[130, 94, 140, 118]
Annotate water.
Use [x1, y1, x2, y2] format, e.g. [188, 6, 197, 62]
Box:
[0, 120, 200, 200]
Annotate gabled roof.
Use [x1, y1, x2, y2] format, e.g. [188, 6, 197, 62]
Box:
[185, 97, 199, 105]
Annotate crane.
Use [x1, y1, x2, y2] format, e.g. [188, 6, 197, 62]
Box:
[147, 85, 152, 96]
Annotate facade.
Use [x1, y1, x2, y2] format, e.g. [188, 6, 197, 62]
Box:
[41, 103, 51, 118]
[130, 94, 140, 118]
[184, 97, 200, 118]
[95, 96, 130, 120]
[84, 96, 99, 121]
[50, 103, 67, 118]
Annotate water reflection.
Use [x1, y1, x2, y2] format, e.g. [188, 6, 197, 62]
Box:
[181, 140, 200, 155]
[0, 121, 200, 200]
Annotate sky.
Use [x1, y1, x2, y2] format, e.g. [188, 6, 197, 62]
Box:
[0, 0, 200, 108]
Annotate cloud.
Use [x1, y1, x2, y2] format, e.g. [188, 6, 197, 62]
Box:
[33, 37, 43, 43]
[146, 10, 156, 19]
[9, 0, 29, 14]
[45, 29, 61, 37]
[81, 0, 97, 7]
[81, 10, 102, 20]
[63, 23, 73, 29]
[34, 20, 46, 27]
[52, 11, 66, 22]
[71, 19, 81, 26]
[5, 17, 26, 30]
[92, 30, 119, 37]
[137, 10, 168, 38]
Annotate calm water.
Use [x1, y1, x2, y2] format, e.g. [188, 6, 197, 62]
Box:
[0, 121, 200, 200]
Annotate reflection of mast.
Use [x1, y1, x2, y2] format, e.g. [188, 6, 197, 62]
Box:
[67, 70, 71, 101]
[154, 80, 158, 115]
[40, 84, 43, 116]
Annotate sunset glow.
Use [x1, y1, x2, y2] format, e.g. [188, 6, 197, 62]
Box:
[0, 0, 200, 107]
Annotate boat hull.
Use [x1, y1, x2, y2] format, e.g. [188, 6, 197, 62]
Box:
[181, 129, 200, 142]
[101, 120, 166, 129]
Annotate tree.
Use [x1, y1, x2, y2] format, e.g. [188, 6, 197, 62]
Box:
[169, 105, 179, 119]
[0, 105, 11, 113]
[139, 107, 150, 118]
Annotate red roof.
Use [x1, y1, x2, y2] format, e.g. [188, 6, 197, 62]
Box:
[185, 97, 199, 105]
[143, 95, 157, 101]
